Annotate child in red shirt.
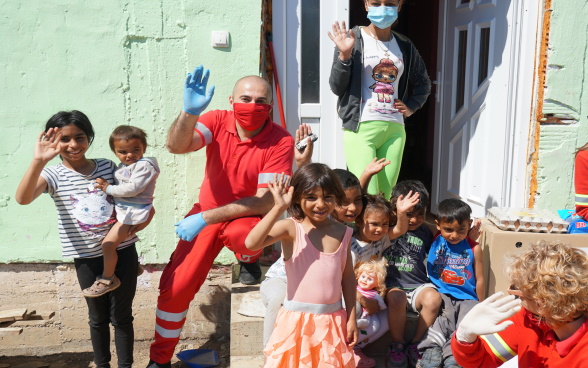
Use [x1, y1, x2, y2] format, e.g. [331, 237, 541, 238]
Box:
[451, 241, 588, 368]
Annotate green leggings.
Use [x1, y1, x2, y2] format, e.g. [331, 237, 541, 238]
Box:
[344, 120, 406, 200]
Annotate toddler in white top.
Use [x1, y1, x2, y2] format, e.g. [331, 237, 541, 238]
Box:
[84, 125, 159, 297]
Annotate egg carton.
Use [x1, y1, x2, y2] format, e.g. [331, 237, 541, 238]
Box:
[486, 207, 569, 233]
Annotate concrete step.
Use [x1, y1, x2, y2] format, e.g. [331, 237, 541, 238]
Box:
[230, 355, 264, 368]
[229, 264, 265, 367]
[362, 315, 418, 367]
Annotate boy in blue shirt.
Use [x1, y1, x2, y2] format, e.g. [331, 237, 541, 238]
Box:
[417, 198, 484, 368]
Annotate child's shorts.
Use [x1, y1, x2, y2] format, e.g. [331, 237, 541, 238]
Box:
[406, 283, 437, 313]
[115, 202, 152, 225]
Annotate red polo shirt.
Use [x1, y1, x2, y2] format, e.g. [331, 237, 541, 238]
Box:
[194, 110, 294, 211]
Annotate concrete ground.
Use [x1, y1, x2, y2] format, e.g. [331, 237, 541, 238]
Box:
[0, 263, 232, 367]
[0, 258, 520, 368]
[0, 339, 229, 368]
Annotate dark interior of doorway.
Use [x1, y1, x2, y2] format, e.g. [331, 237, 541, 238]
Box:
[349, 0, 439, 198]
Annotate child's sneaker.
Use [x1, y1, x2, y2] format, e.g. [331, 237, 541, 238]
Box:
[406, 343, 422, 367]
[82, 275, 121, 297]
[385, 343, 408, 368]
[416, 346, 443, 368]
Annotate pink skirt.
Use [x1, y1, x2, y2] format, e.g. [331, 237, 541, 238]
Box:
[263, 305, 357, 368]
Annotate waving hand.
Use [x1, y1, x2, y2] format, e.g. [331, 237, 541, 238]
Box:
[328, 21, 355, 61]
[35, 128, 63, 162]
[267, 173, 293, 211]
[183, 65, 215, 116]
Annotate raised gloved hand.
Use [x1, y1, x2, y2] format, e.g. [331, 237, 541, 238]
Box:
[183, 65, 215, 116]
[456, 292, 522, 343]
[175, 212, 208, 241]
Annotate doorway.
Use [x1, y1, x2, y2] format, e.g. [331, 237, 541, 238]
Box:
[340, 0, 440, 195]
[272, 0, 348, 169]
[272, 0, 539, 217]
[272, 0, 438, 176]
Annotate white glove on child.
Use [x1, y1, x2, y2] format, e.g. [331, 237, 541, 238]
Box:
[456, 292, 522, 343]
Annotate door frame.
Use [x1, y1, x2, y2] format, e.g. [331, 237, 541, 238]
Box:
[273, 0, 349, 169]
[432, 0, 541, 213]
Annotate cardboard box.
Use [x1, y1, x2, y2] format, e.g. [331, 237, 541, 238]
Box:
[480, 219, 588, 297]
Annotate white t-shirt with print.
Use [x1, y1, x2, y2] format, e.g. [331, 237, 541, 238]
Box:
[41, 158, 137, 258]
[360, 27, 405, 125]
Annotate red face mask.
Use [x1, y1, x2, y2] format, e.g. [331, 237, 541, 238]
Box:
[233, 103, 271, 131]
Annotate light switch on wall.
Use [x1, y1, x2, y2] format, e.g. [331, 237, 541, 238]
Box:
[211, 31, 229, 48]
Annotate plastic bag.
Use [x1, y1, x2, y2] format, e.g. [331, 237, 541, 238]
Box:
[557, 209, 588, 234]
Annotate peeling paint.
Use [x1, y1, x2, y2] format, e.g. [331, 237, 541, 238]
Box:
[547, 64, 563, 70]
[531, 0, 588, 212]
[528, 0, 552, 208]
[541, 98, 580, 123]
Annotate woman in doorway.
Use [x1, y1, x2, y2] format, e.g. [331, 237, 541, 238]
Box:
[328, 0, 431, 200]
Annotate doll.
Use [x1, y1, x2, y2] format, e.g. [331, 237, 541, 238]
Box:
[355, 258, 388, 338]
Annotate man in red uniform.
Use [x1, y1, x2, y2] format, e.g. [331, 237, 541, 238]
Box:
[146, 65, 294, 368]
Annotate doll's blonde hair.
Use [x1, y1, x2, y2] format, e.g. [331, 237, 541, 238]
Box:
[507, 241, 588, 328]
[355, 258, 388, 297]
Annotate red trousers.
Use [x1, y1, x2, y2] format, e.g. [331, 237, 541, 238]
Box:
[149, 204, 262, 363]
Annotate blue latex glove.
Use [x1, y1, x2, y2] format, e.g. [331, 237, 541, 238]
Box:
[183, 65, 215, 115]
[175, 212, 208, 241]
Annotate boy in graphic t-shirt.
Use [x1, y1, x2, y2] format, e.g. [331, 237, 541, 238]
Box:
[382, 180, 442, 367]
[417, 198, 484, 368]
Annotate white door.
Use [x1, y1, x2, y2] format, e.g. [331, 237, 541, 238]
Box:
[273, 0, 348, 168]
[432, 0, 540, 217]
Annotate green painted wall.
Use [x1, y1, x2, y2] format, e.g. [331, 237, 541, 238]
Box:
[0, 1, 261, 263]
[535, 0, 588, 211]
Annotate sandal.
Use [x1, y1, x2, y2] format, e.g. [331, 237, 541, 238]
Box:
[353, 347, 376, 368]
[82, 275, 121, 298]
[259, 250, 281, 265]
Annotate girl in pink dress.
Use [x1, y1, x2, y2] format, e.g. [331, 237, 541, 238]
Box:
[245, 163, 358, 367]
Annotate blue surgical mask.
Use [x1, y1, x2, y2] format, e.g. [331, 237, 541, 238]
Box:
[367, 6, 399, 29]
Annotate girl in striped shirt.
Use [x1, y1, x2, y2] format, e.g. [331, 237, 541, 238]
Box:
[16, 110, 148, 368]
